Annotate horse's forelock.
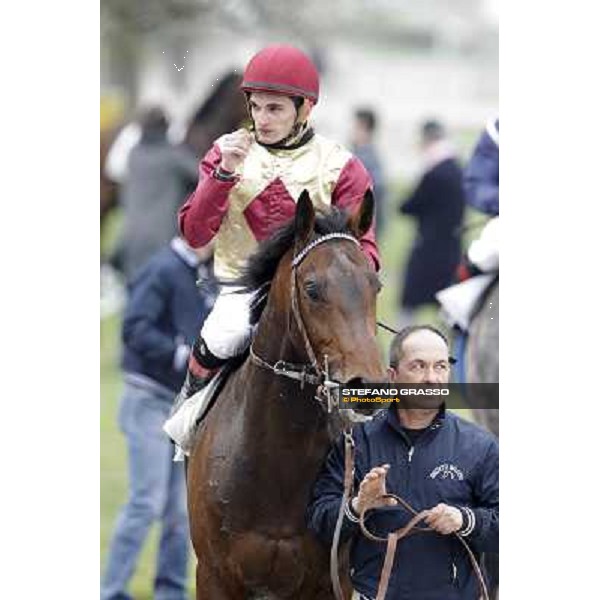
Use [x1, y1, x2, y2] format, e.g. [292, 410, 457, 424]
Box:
[231, 207, 354, 323]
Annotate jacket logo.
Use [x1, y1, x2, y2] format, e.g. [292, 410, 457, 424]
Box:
[429, 463, 464, 480]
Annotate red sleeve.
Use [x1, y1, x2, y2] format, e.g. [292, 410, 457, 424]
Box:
[332, 156, 380, 271]
[178, 144, 239, 248]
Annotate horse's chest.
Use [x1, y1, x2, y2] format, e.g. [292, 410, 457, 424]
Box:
[229, 531, 325, 597]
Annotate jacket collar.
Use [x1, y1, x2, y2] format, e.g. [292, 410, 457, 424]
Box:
[170, 237, 199, 268]
[384, 404, 446, 445]
[256, 125, 315, 151]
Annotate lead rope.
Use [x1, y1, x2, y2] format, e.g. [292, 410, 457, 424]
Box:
[330, 430, 355, 600]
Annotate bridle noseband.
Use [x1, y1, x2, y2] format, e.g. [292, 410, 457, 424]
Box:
[249, 232, 360, 413]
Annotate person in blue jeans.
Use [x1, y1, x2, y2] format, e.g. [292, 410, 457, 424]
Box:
[101, 237, 217, 600]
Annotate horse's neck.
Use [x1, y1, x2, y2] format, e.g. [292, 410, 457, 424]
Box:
[226, 306, 331, 486]
[241, 349, 328, 453]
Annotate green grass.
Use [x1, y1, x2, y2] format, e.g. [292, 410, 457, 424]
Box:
[100, 164, 479, 596]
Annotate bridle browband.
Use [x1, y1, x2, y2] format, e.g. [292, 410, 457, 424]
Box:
[249, 232, 360, 413]
[290, 232, 359, 268]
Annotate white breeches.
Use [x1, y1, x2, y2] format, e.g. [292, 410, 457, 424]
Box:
[200, 286, 256, 359]
[468, 217, 499, 272]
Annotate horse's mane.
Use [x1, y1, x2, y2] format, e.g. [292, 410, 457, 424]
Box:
[230, 207, 353, 324]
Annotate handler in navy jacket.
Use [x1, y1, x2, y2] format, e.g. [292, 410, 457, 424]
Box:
[102, 237, 218, 600]
[307, 325, 499, 600]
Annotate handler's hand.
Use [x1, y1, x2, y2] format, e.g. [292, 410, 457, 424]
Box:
[220, 129, 253, 172]
[351, 464, 398, 515]
[424, 503, 463, 535]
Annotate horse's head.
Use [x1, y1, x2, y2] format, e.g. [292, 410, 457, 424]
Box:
[241, 190, 387, 421]
[288, 190, 386, 387]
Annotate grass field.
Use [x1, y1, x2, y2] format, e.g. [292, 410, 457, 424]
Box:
[100, 171, 482, 598]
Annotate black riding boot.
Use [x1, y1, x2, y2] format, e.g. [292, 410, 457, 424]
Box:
[170, 337, 226, 415]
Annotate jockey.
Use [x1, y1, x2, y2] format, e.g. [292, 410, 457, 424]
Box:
[175, 44, 380, 407]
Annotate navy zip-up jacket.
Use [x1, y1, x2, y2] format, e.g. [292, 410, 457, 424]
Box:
[307, 407, 498, 600]
[121, 239, 218, 394]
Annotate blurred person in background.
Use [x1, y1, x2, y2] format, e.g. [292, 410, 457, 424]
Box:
[172, 44, 379, 412]
[101, 237, 218, 600]
[350, 107, 387, 239]
[456, 117, 499, 282]
[107, 106, 200, 282]
[397, 120, 465, 327]
[463, 117, 499, 217]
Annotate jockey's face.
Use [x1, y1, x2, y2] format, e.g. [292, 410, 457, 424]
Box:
[390, 330, 451, 386]
[248, 92, 297, 144]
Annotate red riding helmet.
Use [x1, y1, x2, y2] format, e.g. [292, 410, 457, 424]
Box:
[241, 45, 320, 104]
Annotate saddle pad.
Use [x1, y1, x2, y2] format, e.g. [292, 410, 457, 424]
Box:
[436, 274, 495, 331]
[163, 367, 226, 457]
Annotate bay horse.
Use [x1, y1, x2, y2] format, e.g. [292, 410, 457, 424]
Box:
[186, 190, 386, 599]
[183, 69, 248, 160]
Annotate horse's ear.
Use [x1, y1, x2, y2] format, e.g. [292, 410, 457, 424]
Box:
[295, 189, 315, 248]
[348, 188, 375, 238]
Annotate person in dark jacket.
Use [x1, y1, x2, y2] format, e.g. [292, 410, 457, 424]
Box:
[455, 117, 499, 282]
[398, 120, 465, 326]
[101, 237, 218, 600]
[463, 118, 499, 216]
[307, 325, 499, 600]
[108, 106, 200, 282]
[351, 108, 387, 239]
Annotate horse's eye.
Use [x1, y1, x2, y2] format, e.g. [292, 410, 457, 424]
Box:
[304, 281, 321, 301]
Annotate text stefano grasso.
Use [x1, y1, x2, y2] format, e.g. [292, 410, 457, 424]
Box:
[341, 388, 450, 396]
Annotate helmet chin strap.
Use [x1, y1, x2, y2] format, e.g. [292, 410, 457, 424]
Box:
[259, 121, 310, 149]
[245, 96, 314, 149]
